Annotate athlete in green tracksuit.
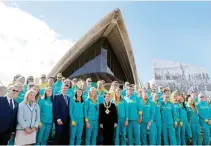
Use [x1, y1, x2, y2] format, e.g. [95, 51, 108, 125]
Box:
[171, 92, 181, 145]
[69, 89, 84, 145]
[196, 93, 211, 145]
[140, 90, 155, 145]
[178, 95, 192, 145]
[36, 87, 53, 145]
[160, 93, 177, 145]
[151, 93, 162, 145]
[113, 88, 128, 145]
[124, 87, 142, 145]
[84, 87, 100, 145]
[187, 97, 202, 145]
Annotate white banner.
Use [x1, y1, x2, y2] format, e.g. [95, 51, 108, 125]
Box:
[153, 59, 211, 96]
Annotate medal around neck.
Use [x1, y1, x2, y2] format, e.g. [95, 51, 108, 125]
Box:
[104, 102, 111, 114]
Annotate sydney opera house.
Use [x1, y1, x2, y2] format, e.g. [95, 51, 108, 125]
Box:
[48, 9, 138, 85]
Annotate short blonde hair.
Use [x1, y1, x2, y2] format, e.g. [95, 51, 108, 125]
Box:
[88, 87, 97, 99]
[23, 90, 36, 103]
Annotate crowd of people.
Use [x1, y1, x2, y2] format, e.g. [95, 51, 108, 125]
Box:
[0, 73, 211, 145]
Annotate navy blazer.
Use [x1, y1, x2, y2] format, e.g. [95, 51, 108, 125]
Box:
[53, 93, 70, 124]
[0, 96, 18, 133]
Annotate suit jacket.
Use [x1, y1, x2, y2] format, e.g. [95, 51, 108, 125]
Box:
[53, 93, 70, 124]
[0, 96, 18, 133]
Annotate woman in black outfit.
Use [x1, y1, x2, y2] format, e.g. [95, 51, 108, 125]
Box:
[99, 93, 118, 145]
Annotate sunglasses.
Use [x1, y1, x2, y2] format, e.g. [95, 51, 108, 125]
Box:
[41, 77, 46, 79]
[12, 89, 19, 93]
[200, 96, 205, 98]
[57, 77, 62, 78]
[29, 85, 34, 88]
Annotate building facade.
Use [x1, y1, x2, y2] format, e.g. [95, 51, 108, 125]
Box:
[48, 9, 138, 84]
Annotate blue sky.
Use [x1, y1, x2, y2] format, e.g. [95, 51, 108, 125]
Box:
[4, 1, 211, 83]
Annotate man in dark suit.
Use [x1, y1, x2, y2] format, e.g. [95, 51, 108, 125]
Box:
[0, 85, 19, 145]
[53, 83, 70, 145]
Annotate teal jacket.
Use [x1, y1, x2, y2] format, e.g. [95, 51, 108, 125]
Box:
[98, 96, 104, 104]
[53, 81, 62, 95]
[67, 88, 75, 99]
[84, 98, 99, 121]
[152, 101, 162, 125]
[14, 91, 25, 104]
[160, 101, 177, 125]
[69, 99, 84, 121]
[141, 99, 155, 123]
[97, 90, 106, 104]
[82, 90, 88, 101]
[113, 98, 128, 119]
[186, 106, 200, 125]
[196, 101, 211, 123]
[173, 103, 181, 123]
[39, 97, 53, 123]
[124, 95, 142, 121]
[179, 104, 188, 123]
[121, 89, 126, 97]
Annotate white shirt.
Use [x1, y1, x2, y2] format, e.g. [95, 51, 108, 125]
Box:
[6, 96, 15, 109]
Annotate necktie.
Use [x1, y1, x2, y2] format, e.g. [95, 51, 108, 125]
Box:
[64, 95, 68, 105]
[10, 99, 13, 110]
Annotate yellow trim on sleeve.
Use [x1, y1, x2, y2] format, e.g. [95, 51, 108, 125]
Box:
[85, 118, 89, 122]
[139, 111, 142, 115]
[205, 119, 209, 123]
[72, 121, 76, 126]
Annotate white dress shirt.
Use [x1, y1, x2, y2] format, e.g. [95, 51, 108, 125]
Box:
[6, 96, 15, 109]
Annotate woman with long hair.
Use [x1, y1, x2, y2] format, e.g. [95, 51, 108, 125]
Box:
[96, 80, 106, 104]
[114, 88, 128, 145]
[32, 84, 41, 103]
[36, 87, 53, 145]
[109, 81, 119, 100]
[178, 94, 192, 145]
[171, 92, 181, 145]
[84, 87, 99, 145]
[160, 93, 177, 145]
[99, 93, 117, 145]
[187, 97, 202, 145]
[69, 89, 84, 145]
[15, 90, 40, 145]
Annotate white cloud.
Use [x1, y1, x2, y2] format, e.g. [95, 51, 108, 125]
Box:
[0, 2, 74, 86]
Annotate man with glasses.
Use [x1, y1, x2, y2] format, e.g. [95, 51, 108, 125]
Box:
[0, 86, 19, 145]
[196, 93, 211, 145]
[54, 73, 63, 95]
[39, 74, 48, 89]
